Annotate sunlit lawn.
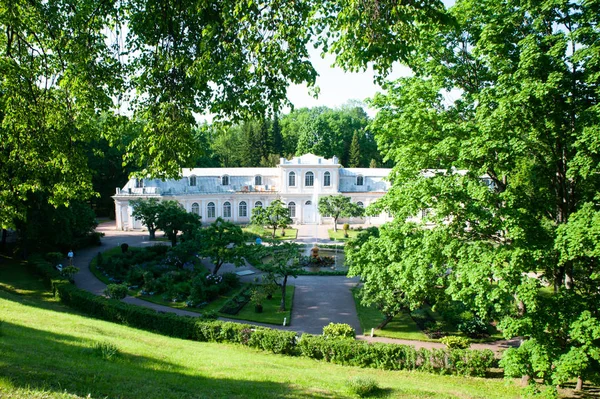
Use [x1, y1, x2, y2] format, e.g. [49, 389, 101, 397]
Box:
[242, 225, 298, 240]
[327, 229, 360, 241]
[224, 286, 294, 325]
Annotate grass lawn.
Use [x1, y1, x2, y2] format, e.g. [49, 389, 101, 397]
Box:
[352, 288, 430, 341]
[242, 225, 298, 240]
[327, 229, 360, 241]
[0, 259, 525, 399]
[224, 286, 294, 325]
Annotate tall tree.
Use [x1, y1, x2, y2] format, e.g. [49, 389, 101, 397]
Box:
[155, 201, 201, 247]
[271, 113, 283, 156]
[130, 198, 162, 239]
[251, 199, 293, 238]
[348, 131, 361, 167]
[336, 0, 600, 392]
[199, 217, 245, 275]
[261, 241, 303, 311]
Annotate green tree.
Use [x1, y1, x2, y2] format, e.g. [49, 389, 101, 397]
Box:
[349, 131, 361, 167]
[251, 199, 293, 238]
[131, 198, 162, 239]
[318, 195, 363, 232]
[348, 0, 600, 391]
[199, 217, 246, 275]
[260, 241, 303, 311]
[155, 201, 201, 247]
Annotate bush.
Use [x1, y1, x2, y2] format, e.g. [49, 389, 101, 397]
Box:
[92, 341, 120, 360]
[458, 317, 489, 338]
[441, 336, 471, 349]
[346, 376, 378, 397]
[45, 252, 64, 265]
[323, 322, 356, 339]
[104, 284, 128, 300]
[248, 328, 297, 355]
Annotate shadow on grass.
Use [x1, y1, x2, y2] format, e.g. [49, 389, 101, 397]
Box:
[0, 321, 344, 399]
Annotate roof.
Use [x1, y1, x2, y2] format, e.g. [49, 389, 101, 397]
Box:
[182, 167, 277, 177]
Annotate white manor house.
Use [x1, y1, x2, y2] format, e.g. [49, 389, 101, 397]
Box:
[113, 154, 393, 230]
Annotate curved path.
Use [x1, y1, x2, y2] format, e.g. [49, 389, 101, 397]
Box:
[71, 221, 517, 352]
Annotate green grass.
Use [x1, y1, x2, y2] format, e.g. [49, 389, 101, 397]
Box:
[328, 229, 360, 241]
[0, 259, 524, 399]
[352, 288, 430, 341]
[224, 286, 294, 325]
[242, 225, 298, 241]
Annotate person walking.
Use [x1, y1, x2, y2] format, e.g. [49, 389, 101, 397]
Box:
[67, 249, 74, 266]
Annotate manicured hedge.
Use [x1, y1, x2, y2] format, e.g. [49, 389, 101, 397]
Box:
[29, 254, 495, 377]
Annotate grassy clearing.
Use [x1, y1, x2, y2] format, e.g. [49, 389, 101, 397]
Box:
[224, 286, 294, 325]
[242, 225, 298, 240]
[0, 261, 524, 399]
[352, 288, 430, 341]
[328, 229, 360, 241]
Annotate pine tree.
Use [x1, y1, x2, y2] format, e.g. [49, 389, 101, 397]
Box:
[369, 159, 377, 168]
[271, 112, 283, 156]
[349, 130, 361, 167]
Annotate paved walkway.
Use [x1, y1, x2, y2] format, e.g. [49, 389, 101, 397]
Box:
[69, 221, 516, 352]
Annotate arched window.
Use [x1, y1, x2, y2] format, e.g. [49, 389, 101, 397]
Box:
[289, 171, 296, 187]
[189, 175, 197, 186]
[191, 203, 199, 215]
[222, 175, 229, 185]
[305, 171, 314, 187]
[323, 171, 331, 187]
[305, 200, 312, 205]
[223, 201, 232, 218]
[135, 178, 144, 188]
[357, 201, 364, 208]
[254, 175, 262, 186]
[356, 175, 364, 186]
[254, 201, 263, 208]
[288, 201, 296, 217]
[207, 202, 216, 218]
[239, 201, 247, 217]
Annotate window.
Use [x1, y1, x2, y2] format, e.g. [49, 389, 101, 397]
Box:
[191, 203, 199, 215]
[254, 201, 263, 208]
[189, 175, 197, 186]
[135, 178, 144, 188]
[255, 175, 262, 186]
[289, 171, 296, 187]
[222, 175, 229, 185]
[305, 200, 312, 205]
[288, 202, 296, 217]
[357, 201, 364, 208]
[305, 171, 314, 187]
[356, 175, 364, 186]
[239, 201, 247, 217]
[207, 202, 216, 218]
[324, 171, 331, 187]
[223, 201, 232, 218]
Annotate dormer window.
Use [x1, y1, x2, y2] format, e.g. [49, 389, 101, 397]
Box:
[222, 175, 229, 185]
[189, 175, 197, 186]
[305, 171, 314, 187]
[255, 175, 262, 186]
[356, 175, 364, 186]
[324, 171, 331, 187]
[135, 178, 144, 188]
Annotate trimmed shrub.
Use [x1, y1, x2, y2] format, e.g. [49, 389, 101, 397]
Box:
[458, 317, 489, 338]
[323, 322, 356, 339]
[441, 336, 471, 350]
[346, 376, 378, 397]
[248, 329, 297, 355]
[104, 284, 128, 300]
[45, 252, 63, 265]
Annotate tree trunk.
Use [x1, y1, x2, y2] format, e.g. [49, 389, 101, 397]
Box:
[149, 229, 156, 240]
[170, 234, 177, 247]
[333, 217, 338, 232]
[272, 226, 276, 238]
[1, 229, 6, 251]
[279, 275, 288, 311]
[213, 261, 223, 275]
[575, 376, 583, 391]
[376, 314, 394, 330]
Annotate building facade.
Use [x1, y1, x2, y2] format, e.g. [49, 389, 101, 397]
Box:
[113, 154, 392, 230]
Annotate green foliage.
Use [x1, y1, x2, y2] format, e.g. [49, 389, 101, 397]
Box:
[45, 252, 63, 266]
[92, 342, 120, 361]
[322, 323, 356, 339]
[440, 336, 470, 350]
[250, 287, 267, 307]
[348, 131, 361, 168]
[258, 241, 303, 311]
[251, 200, 293, 238]
[318, 195, 364, 232]
[346, 376, 378, 398]
[104, 284, 128, 300]
[155, 201, 202, 247]
[199, 218, 245, 275]
[61, 266, 79, 282]
[131, 198, 162, 239]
